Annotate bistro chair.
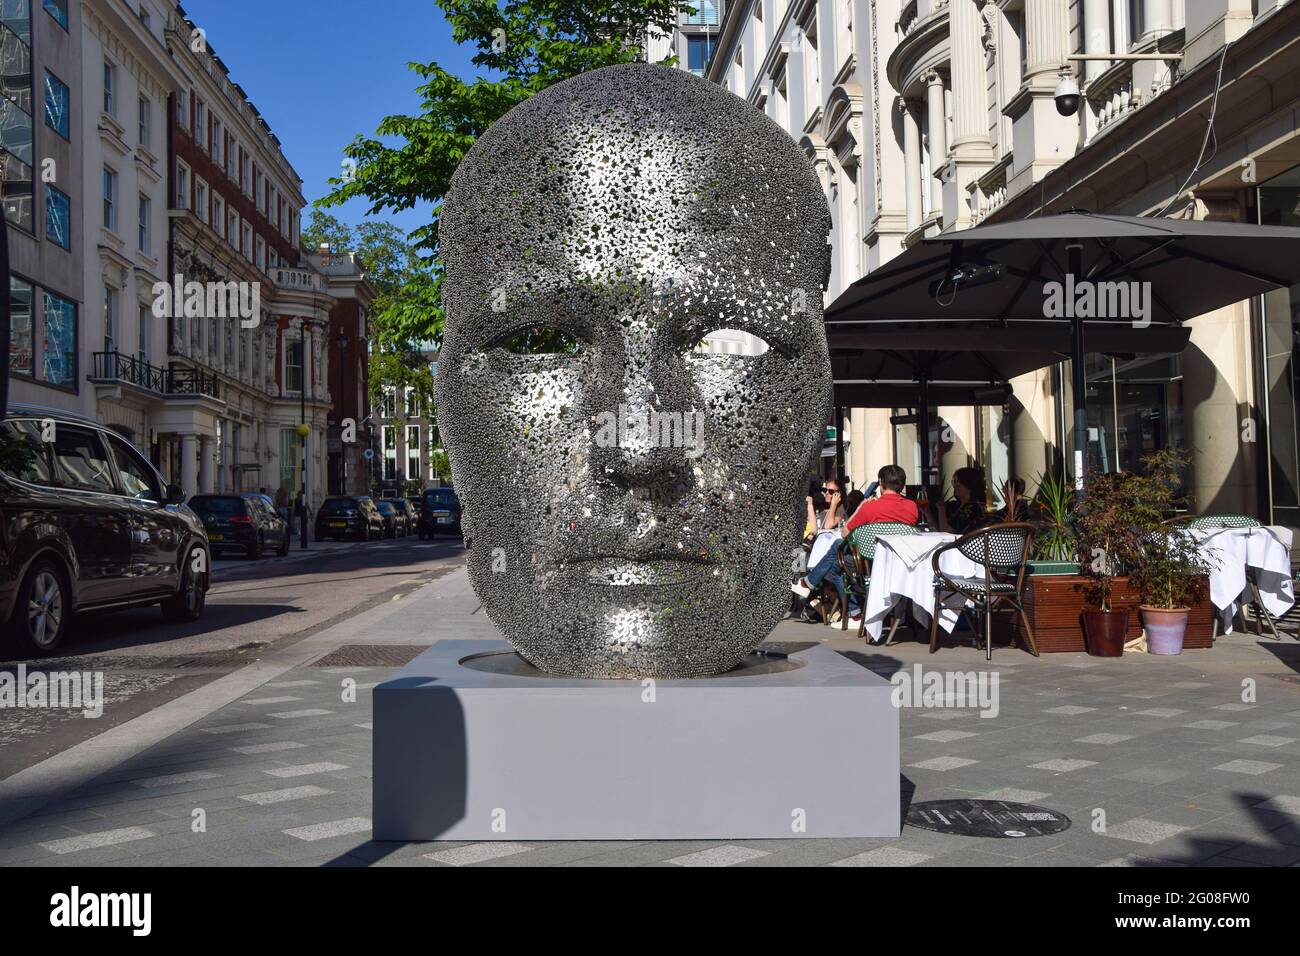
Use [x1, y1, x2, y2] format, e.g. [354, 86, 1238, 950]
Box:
[930, 521, 1039, 661]
[835, 522, 919, 640]
[1163, 513, 1281, 640]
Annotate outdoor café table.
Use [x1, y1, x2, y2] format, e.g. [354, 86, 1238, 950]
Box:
[862, 531, 984, 642]
[1187, 525, 1295, 634]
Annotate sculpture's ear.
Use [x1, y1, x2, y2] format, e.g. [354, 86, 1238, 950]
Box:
[822, 242, 833, 292]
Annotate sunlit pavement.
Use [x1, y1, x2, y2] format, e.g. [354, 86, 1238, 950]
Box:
[1, 565, 1298, 867]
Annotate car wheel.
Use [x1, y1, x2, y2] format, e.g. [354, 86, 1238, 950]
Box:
[162, 546, 208, 622]
[8, 559, 71, 655]
[248, 533, 264, 560]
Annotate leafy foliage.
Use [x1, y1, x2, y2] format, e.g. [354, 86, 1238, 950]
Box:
[315, 0, 691, 350]
[1074, 448, 1204, 610]
[1125, 449, 1214, 609]
[1028, 470, 1077, 562]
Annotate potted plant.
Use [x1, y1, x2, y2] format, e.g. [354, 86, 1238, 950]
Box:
[1026, 470, 1079, 575]
[1126, 450, 1214, 655]
[1073, 470, 1147, 656]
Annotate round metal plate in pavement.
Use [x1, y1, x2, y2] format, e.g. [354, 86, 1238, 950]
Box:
[906, 800, 1071, 838]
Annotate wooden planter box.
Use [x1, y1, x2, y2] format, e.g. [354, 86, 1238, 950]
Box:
[1006, 575, 1214, 653]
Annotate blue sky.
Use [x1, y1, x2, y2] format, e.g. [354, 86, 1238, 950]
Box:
[180, 0, 480, 239]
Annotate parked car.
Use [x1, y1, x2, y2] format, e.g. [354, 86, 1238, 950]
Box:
[0, 407, 210, 654]
[314, 495, 384, 541]
[189, 493, 291, 558]
[375, 498, 408, 538]
[393, 497, 418, 533]
[418, 486, 462, 539]
[405, 497, 423, 521]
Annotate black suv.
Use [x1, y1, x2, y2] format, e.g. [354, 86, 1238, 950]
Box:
[0, 408, 210, 653]
[315, 495, 385, 541]
[418, 487, 462, 539]
[190, 493, 291, 558]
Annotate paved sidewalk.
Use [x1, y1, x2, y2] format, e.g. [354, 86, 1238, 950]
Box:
[1, 566, 1298, 867]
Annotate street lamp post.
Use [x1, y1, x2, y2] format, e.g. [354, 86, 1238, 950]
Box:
[337, 332, 350, 493]
[297, 322, 309, 549]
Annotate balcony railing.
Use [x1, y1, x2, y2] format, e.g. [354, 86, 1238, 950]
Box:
[90, 351, 220, 400]
[272, 266, 320, 291]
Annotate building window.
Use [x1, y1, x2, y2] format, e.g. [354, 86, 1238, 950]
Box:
[45, 185, 69, 249]
[137, 194, 150, 254]
[285, 339, 304, 393]
[43, 0, 66, 31]
[407, 425, 421, 482]
[176, 89, 188, 129]
[685, 0, 719, 25]
[102, 166, 116, 230]
[212, 194, 224, 238]
[381, 387, 396, 419]
[239, 149, 249, 193]
[228, 210, 238, 246]
[211, 116, 222, 159]
[43, 70, 68, 138]
[103, 60, 115, 116]
[382, 425, 397, 480]
[0, 15, 34, 232]
[253, 165, 262, 210]
[687, 35, 716, 76]
[194, 99, 206, 149]
[255, 235, 265, 272]
[194, 179, 207, 224]
[175, 160, 189, 209]
[42, 290, 76, 386]
[103, 285, 117, 353]
[241, 223, 251, 260]
[138, 96, 151, 148]
[226, 133, 236, 178]
[137, 5, 151, 29]
[9, 276, 34, 377]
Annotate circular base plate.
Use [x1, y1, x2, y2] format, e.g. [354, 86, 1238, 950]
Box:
[457, 648, 806, 680]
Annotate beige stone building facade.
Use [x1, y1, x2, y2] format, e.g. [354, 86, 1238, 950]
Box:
[658, 0, 1300, 529]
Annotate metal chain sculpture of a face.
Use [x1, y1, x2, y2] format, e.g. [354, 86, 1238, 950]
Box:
[435, 63, 833, 678]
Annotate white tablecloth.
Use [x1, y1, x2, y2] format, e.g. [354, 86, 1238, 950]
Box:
[1190, 525, 1295, 634]
[862, 532, 985, 641]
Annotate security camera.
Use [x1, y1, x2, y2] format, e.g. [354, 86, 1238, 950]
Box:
[1054, 71, 1080, 117]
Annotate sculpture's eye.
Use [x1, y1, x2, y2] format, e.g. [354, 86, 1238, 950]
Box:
[689, 329, 772, 357]
[490, 324, 582, 355]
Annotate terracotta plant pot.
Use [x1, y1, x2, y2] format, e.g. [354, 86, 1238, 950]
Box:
[1141, 606, 1190, 656]
[1081, 608, 1128, 657]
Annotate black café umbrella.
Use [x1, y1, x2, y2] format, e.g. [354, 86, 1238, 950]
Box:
[827, 212, 1300, 491]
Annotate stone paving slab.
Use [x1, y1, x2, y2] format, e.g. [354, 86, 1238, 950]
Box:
[1, 567, 1297, 866]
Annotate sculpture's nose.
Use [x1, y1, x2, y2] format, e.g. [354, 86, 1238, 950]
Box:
[584, 318, 695, 497]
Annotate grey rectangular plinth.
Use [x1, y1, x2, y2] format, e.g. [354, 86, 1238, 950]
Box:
[372, 640, 899, 840]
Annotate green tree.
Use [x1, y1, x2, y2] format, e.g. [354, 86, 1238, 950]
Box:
[317, 0, 689, 348]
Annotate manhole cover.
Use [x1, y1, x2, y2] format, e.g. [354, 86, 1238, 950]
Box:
[906, 800, 1071, 838]
[311, 645, 427, 667]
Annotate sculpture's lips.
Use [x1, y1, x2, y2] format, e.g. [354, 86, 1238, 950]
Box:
[565, 553, 715, 587]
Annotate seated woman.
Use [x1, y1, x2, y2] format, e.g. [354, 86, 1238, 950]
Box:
[930, 466, 988, 535]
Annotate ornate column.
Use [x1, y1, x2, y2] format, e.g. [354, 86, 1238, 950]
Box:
[949, 0, 990, 145]
[902, 100, 922, 232]
[198, 436, 214, 494]
[924, 71, 947, 219]
[1024, 0, 1069, 80]
[1140, 0, 1172, 39]
[1083, 0, 1112, 82]
[180, 434, 198, 497]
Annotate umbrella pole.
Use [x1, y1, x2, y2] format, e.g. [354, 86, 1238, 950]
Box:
[1068, 242, 1086, 500]
[919, 371, 931, 498]
[834, 404, 845, 485]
